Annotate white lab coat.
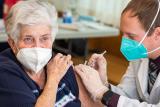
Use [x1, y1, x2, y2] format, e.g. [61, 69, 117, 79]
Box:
[110, 58, 160, 107]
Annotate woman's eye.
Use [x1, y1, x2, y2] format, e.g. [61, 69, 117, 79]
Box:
[40, 36, 51, 42]
[23, 37, 33, 43]
[43, 37, 49, 40]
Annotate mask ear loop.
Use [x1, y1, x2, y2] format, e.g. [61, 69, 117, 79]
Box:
[147, 47, 160, 54]
[138, 0, 160, 46]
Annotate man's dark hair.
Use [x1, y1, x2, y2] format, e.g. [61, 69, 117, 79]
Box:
[122, 0, 160, 35]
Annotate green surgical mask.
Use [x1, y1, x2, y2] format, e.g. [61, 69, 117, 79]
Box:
[120, 37, 148, 61]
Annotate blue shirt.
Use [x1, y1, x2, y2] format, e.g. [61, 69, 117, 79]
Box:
[0, 48, 81, 107]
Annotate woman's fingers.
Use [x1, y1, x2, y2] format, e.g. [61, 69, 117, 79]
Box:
[63, 55, 71, 64]
[47, 53, 73, 81]
[54, 53, 63, 60]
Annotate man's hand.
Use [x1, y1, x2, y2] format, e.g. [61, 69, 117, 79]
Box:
[88, 53, 108, 86]
[75, 64, 108, 100]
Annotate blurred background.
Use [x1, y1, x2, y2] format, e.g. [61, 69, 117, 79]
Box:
[0, 0, 130, 85]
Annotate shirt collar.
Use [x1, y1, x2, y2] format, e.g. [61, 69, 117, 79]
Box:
[150, 56, 160, 68]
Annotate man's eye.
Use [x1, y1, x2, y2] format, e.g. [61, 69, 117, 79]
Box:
[130, 34, 137, 37]
[128, 35, 134, 39]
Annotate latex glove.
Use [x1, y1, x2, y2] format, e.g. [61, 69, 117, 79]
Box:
[75, 64, 108, 100]
[47, 53, 73, 83]
[88, 52, 108, 86]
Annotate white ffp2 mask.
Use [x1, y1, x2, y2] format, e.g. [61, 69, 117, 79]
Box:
[16, 48, 52, 73]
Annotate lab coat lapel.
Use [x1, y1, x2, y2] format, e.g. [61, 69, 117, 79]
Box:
[137, 59, 149, 100]
[149, 73, 160, 103]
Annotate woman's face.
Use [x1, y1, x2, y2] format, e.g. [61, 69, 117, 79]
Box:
[10, 24, 53, 54]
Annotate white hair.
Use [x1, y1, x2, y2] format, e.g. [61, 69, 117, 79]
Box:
[5, 0, 58, 43]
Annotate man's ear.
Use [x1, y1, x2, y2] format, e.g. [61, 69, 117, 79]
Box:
[153, 27, 160, 41]
[8, 37, 17, 54]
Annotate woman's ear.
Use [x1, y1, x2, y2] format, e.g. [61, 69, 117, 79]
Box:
[7, 37, 17, 54]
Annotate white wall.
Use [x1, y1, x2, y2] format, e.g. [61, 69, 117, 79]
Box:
[51, 0, 130, 27]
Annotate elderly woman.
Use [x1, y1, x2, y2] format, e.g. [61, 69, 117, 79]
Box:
[0, 1, 81, 107]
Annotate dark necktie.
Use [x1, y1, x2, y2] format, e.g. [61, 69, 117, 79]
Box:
[148, 61, 159, 93]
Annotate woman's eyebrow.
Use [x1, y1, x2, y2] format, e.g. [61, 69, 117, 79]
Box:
[24, 35, 33, 37]
[20, 35, 33, 39]
[41, 34, 51, 36]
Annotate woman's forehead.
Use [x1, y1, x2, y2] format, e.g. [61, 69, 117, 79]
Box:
[20, 25, 51, 35]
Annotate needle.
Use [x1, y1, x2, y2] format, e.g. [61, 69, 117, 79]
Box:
[84, 60, 87, 65]
[84, 50, 106, 65]
[101, 50, 107, 56]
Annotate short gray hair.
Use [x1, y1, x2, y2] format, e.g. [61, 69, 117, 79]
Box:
[5, 0, 58, 43]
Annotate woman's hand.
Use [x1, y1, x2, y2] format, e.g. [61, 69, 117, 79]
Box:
[36, 53, 73, 107]
[47, 53, 73, 83]
[88, 53, 108, 85]
[75, 64, 108, 100]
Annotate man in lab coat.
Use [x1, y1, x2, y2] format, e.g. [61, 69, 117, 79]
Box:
[75, 0, 160, 106]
